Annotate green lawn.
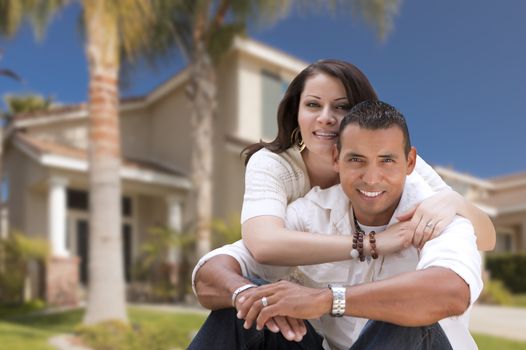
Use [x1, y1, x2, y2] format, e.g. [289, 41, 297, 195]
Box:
[512, 294, 526, 308]
[1, 307, 526, 350]
[474, 333, 526, 350]
[0, 307, 207, 350]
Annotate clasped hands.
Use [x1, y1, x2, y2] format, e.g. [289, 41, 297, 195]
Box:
[235, 280, 330, 342]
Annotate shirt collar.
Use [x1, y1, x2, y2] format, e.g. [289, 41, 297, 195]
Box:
[308, 172, 436, 231]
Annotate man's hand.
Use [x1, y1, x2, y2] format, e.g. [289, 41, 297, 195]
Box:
[237, 280, 331, 333]
[235, 284, 308, 342]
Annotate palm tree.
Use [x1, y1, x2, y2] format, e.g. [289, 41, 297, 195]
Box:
[80, 0, 160, 325]
[4, 93, 53, 114]
[0, 0, 157, 324]
[145, 0, 402, 259]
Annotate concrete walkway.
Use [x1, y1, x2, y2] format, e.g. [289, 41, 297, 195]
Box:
[470, 304, 526, 341]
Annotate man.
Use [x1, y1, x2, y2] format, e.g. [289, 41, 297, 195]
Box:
[190, 100, 482, 350]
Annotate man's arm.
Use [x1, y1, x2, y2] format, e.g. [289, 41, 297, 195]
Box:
[240, 267, 470, 330]
[194, 254, 252, 310]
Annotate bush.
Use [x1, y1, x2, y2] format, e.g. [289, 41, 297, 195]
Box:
[0, 232, 49, 304]
[486, 253, 526, 293]
[478, 279, 513, 305]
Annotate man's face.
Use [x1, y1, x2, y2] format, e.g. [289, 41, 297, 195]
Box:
[333, 124, 416, 226]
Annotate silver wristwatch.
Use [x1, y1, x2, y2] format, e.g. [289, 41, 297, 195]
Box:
[329, 284, 346, 317]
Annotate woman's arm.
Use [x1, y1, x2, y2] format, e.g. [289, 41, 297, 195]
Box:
[243, 216, 415, 265]
[243, 216, 352, 265]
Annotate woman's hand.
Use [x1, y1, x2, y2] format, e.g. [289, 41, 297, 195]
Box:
[397, 190, 460, 249]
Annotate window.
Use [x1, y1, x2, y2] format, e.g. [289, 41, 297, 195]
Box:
[261, 70, 287, 141]
[495, 232, 513, 252]
[67, 189, 88, 211]
[67, 189, 132, 217]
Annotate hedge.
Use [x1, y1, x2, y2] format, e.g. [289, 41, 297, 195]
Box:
[485, 253, 526, 293]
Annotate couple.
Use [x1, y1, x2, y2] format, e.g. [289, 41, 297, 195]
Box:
[190, 60, 492, 349]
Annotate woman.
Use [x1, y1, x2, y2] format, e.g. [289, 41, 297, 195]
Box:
[241, 59, 495, 266]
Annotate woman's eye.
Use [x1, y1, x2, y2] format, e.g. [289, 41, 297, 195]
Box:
[306, 102, 319, 108]
[335, 104, 351, 110]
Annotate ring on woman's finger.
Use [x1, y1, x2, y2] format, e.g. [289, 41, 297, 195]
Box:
[425, 221, 434, 230]
[261, 296, 269, 307]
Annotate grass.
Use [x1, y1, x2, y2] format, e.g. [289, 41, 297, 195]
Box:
[0, 307, 207, 350]
[512, 294, 526, 308]
[474, 333, 526, 350]
[1, 306, 526, 350]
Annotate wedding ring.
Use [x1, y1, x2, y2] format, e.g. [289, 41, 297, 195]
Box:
[261, 296, 269, 307]
[425, 222, 434, 229]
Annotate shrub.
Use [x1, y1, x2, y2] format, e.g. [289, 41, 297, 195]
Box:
[478, 279, 513, 305]
[0, 232, 49, 304]
[131, 225, 196, 302]
[485, 253, 526, 293]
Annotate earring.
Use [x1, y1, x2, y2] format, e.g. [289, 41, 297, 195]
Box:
[291, 127, 306, 152]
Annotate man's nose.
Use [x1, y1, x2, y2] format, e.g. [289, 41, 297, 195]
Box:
[362, 166, 381, 185]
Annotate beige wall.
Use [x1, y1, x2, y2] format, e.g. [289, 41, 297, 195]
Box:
[5, 147, 48, 236]
[149, 87, 193, 173]
[121, 108, 153, 161]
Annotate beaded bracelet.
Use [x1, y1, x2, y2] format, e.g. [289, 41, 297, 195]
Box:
[369, 231, 378, 260]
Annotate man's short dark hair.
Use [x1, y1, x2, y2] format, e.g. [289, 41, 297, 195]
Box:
[337, 100, 411, 156]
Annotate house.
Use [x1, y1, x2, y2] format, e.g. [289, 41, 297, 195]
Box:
[436, 166, 526, 254]
[1, 37, 306, 304]
[1, 37, 524, 305]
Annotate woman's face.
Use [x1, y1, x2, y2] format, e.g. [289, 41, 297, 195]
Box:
[298, 72, 351, 159]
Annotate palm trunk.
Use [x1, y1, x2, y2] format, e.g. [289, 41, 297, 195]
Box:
[187, 41, 216, 258]
[83, 0, 127, 324]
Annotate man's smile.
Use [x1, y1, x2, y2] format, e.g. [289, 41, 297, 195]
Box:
[358, 189, 385, 198]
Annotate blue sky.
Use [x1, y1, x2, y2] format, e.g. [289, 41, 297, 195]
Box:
[1, 0, 525, 179]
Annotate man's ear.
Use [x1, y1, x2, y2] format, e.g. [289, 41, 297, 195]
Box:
[406, 147, 417, 175]
[332, 144, 340, 172]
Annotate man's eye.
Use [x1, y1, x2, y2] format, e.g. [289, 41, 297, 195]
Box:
[349, 157, 361, 162]
[382, 158, 394, 163]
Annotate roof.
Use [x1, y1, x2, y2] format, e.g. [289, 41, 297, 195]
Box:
[6, 36, 307, 133]
[476, 187, 526, 215]
[13, 132, 191, 190]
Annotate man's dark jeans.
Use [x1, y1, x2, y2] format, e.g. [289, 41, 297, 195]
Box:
[187, 308, 453, 350]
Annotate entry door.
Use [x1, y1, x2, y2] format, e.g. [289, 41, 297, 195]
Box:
[76, 220, 89, 285]
[76, 220, 132, 284]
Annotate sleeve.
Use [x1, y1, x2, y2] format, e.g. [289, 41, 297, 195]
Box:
[284, 198, 308, 232]
[417, 217, 483, 307]
[414, 155, 452, 192]
[240, 150, 289, 223]
[191, 240, 293, 295]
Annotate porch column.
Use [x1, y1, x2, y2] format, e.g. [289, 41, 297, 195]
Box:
[48, 177, 69, 257]
[166, 196, 183, 262]
[166, 196, 183, 287]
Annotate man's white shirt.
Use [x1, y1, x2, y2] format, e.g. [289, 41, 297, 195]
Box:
[192, 172, 483, 350]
